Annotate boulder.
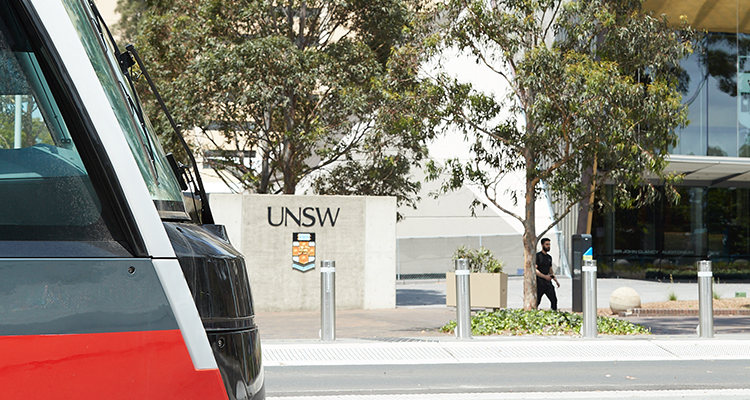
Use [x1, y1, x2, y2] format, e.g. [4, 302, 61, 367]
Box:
[653, 258, 672, 267]
[609, 287, 641, 314]
[614, 259, 631, 268]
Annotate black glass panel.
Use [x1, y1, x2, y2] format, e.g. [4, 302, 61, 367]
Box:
[594, 186, 750, 280]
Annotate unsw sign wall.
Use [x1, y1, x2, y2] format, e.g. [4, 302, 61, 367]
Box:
[208, 194, 396, 312]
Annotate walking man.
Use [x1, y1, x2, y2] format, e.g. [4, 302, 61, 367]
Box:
[536, 238, 560, 310]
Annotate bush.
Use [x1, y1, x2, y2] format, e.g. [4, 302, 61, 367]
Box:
[440, 309, 650, 336]
[452, 246, 504, 273]
[645, 268, 750, 281]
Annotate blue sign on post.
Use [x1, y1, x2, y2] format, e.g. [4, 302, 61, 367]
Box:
[571, 234, 592, 312]
[583, 247, 593, 261]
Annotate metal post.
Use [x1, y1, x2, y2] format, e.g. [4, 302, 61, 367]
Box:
[571, 234, 592, 312]
[14, 95, 23, 149]
[396, 239, 400, 281]
[320, 261, 336, 342]
[698, 260, 714, 338]
[581, 259, 598, 338]
[455, 258, 471, 339]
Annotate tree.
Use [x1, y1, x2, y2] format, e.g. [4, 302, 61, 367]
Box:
[423, 0, 695, 310]
[0, 96, 52, 149]
[117, 0, 435, 201]
[114, 0, 147, 44]
[312, 34, 444, 215]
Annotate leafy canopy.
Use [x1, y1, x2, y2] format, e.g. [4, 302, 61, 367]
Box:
[421, 0, 694, 309]
[118, 0, 437, 204]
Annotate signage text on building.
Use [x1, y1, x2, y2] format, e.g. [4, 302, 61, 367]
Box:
[268, 207, 340, 227]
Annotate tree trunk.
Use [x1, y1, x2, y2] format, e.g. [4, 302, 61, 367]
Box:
[576, 160, 597, 235]
[282, 91, 296, 194]
[259, 109, 271, 194]
[260, 150, 270, 193]
[281, 137, 296, 194]
[522, 147, 538, 311]
[576, 164, 594, 235]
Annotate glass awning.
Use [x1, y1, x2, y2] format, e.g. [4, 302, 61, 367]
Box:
[644, 0, 750, 33]
[665, 154, 750, 187]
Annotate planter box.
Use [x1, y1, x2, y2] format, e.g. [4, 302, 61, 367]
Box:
[446, 272, 508, 309]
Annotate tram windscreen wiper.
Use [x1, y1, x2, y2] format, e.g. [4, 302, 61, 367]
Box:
[119, 78, 160, 183]
[87, 0, 160, 183]
[124, 44, 215, 225]
[87, 0, 123, 64]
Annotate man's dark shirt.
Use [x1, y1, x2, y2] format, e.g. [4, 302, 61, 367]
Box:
[536, 251, 553, 286]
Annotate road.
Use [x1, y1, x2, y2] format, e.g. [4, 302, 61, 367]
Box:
[260, 279, 750, 399]
[265, 360, 750, 398]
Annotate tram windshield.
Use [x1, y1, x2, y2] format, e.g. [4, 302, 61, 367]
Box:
[61, 0, 189, 220]
[0, 0, 130, 255]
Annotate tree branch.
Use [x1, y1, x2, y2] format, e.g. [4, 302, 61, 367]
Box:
[484, 185, 525, 225]
[542, 0, 563, 43]
[535, 194, 579, 243]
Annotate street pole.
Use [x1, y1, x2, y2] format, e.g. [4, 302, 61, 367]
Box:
[14, 95, 22, 149]
[320, 261, 336, 342]
[582, 259, 597, 338]
[697, 260, 714, 338]
[455, 258, 471, 340]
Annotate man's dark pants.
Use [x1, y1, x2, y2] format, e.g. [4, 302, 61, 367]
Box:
[536, 281, 558, 310]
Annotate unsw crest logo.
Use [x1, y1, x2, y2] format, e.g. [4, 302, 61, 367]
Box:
[292, 232, 316, 272]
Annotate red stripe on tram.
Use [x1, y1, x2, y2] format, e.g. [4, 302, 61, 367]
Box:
[0, 329, 228, 400]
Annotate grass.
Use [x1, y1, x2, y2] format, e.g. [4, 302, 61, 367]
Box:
[667, 291, 678, 301]
[440, 309, 650, 336]
[713, 278, 723, 300]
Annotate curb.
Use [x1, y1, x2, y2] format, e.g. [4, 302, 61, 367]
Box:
[262, 338, 750, 366]
[619, 308, 750, 317]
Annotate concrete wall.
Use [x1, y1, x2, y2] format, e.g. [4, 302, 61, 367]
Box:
[397, 234, 524, 277]
[395, 168, 558, 277]
[209, 194, 396, 312]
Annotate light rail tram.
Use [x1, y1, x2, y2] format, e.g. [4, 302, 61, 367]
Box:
[0, 0, 264, 398]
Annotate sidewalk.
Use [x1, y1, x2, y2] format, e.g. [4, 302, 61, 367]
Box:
[257, 278, 750, 366]
[262, 336, 750, 366]
[257, 277, 750, 339]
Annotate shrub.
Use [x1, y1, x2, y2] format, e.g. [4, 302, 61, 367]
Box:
[440, 309, 650, 336]
[645, 268, 750, 281]
[452, 246, 504, 273]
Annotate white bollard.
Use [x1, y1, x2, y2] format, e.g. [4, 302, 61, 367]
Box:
[581, 259, 597, 338]
[14, 95, 22, 149]
[455, 259, 471, 340]
[697, 260, 714, 338]
[320, 261, 336, 342]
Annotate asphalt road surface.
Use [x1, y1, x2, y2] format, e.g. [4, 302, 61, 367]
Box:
[265, 360, 750, 398]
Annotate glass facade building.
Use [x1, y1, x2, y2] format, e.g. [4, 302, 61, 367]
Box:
[593, 187, 750, 279]
[673, 33, 750, 158]
[592, 5, 750, 280]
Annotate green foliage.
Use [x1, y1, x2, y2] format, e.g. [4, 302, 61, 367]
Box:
[0, 96, 53, 149]
[115, 0, 147, 44]
[312, 154, 419, 220]
[451, 245, 504, 273]
[115, 0, 437, 199]
[440, 309, 651, 336]
[646, 268, 750, 281]
[420, 0, 695, 309]
[667, 291, 678, 301]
